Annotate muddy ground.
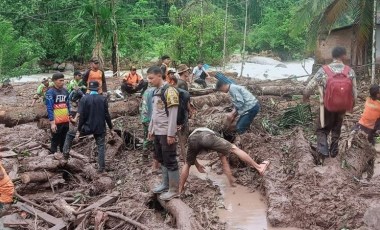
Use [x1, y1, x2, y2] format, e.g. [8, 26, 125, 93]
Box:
[0, 76, 380, 230]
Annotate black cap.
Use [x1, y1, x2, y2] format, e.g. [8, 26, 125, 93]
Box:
[90, 57, 99, 63]
[74, 71, 82, 76]
[88, 81, 99, 91]
[52, 73, 64, 81]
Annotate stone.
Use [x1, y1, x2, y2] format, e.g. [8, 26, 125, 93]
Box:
[57, 63, 66, 72]
[65, 63, 74, 72]
[364, 205, 380, 230]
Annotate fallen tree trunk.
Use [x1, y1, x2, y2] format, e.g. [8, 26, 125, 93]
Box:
[189, 106, 232, 133]
[191, 93, 231, 110]
[21, 154, 85, 172]
[247, 85, 304, 97]
[0, 98, 140, 127]
[147, 181, 203, 230]
[106, 212, 149, 230]
[53, 198, 76, 222]
[20, 171, 57, 184]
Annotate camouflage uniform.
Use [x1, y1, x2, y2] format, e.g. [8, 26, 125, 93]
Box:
[140, 87, 155, 161]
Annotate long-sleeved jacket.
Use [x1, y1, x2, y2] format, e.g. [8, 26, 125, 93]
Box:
[140, 87, 156, 124]
[304, 60, 357, 101]
[82, 69, 107, 94]
[78, 94, 113, 135]
[45, 87, 70, 124]
[228, 84, 258, 115]
[149, 83, 178, 137]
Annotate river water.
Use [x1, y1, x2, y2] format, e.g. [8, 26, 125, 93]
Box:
[10, 58, 314, 83]
[190, 160, 301, 230]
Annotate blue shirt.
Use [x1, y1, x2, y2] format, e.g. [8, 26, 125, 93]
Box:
[228, 84, 258, 115]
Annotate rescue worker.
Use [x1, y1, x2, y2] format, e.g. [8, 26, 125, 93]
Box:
[216, 81, 260, 135]
[0, 161, 14, 215]
[177, 64, 191, 91]
[67, 71, 86, 93]
[82, 57, 107, 95]
[45, 73, 70, 154]
[121, 66, 148, 97]
[30, 78, 52, 107]
[303, 46, 357, 158]
[160, 55, 171, 82]
[179, 127, 270, 193]
[78, 81, 114, 173]
[148, 66, 180, 201]
[191, 61, 210, 88]
[167, 69, 176, 85]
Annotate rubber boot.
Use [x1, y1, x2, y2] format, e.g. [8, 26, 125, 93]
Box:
[160, 170, 179, 201]
[152, 166, 169, 194]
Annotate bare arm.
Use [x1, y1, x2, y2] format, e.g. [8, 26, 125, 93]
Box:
[220, 155, 235, 187]
[179, 163, 191, 193]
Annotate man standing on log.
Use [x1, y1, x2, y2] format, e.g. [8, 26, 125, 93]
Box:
[216, 81, 260, 135]
[45, 73, 70, 154]
[303, 46, 357, 158]
[148, 66, 180, 201]
[78, 81, 114, 173]
[179, 127, 270, 193]
[82, 57, 107, 95]
[177, 64, 190, 91]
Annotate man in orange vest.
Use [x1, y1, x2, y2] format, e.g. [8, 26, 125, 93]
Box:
[121, 66, 148, 97]
[82, 57, 107, 95]
[0, 161, 14, 214]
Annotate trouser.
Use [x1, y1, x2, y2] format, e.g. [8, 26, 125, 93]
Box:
[194, 78, 207, 88]
[142, 123, 153, 159]
[121, 80, 148, 96]
[51, 123, 69, 154]
[316, 108, 345, 156]
[236, 103, 260, 134]
[93, 133, 106, 171]
[154, 135, 178, 171]
[63, 122, 78, 156]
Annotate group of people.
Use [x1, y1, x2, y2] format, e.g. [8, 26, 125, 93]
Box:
[17, 46, 379, 208]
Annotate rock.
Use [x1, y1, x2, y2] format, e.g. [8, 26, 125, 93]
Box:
[65, 63, 74, 72]
[52, 63, 59, 70]
[57, 63, 66, 72]
[246, 56, 283, 66]
[275, 63, 287, 68]
[364, 205, 380, 230]
[229, 54, 242, 63]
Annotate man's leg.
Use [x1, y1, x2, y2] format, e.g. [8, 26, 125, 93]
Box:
[58, 124, 69, 153]
[63, 122, 78, 159]
[230, 145, 269, 174]
[136, 80, 148, 96]
[160, 135, 179, 201]
[316, 108, 333, 157]
[50, 129, 60, 154]
[153, 135, 169, 193]
[94, 133, 106, 172]
[330, 112, 345, 157]
[236, 104, 260, 135]
[194, 78, 207, 88]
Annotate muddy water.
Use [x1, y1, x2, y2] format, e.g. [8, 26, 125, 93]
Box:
[190, 161, 300, 230]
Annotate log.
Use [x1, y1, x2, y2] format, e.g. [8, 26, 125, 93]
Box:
[1, 98, 140, 127]
[21, 154, 84, 172]
[246, 85, 304, 97]
[191, 93, 231, 110]
[148, 181, 202, 230]
[20, 171, 56, 184]
[53, 198, 76, 222]
[106, 212, 149, 230]
[189, 106, 230, 132]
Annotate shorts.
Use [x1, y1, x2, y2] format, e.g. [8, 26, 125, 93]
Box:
[186, 131, 233, 165]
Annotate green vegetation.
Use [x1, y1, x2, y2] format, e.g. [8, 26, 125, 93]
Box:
[0, 0, 317, 81]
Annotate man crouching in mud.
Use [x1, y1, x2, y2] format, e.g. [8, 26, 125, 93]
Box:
[179, 127, 270, 193]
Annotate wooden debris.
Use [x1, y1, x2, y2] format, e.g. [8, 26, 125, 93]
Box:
[13, 202, 67, 230]
[74, 191, 120, 215]
[0, 150, 17, 158]
[106, 211, 149, 230]
[53, 198, 76, 222]
[2, 213, 29, 228]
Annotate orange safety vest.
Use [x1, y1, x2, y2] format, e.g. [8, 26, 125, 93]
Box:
[124, 73, 142, 85]
[87, 70, 103, 93]
[359, 98, 380, 129]
[0, 163, 14, 203]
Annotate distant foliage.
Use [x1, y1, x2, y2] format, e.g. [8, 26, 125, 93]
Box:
[248, 0, 306, 60]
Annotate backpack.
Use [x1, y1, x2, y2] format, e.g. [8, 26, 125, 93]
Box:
[323, 65, 354, 112]
[160, 84, 190, 126]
